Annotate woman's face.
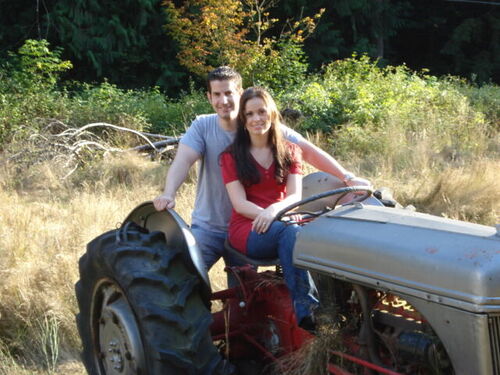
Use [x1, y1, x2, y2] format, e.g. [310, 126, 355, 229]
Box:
[243, 97, 272, 136]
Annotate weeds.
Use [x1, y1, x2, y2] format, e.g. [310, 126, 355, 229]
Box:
[0, 48, 498, 374]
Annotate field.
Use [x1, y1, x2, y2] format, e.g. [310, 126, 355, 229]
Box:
[0, 136, 498, 374]
[0, 51, 499, 374]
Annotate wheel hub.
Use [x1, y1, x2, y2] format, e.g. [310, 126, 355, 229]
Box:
[92, 280, 145, 375]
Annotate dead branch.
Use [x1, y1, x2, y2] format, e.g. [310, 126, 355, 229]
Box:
[129, 138, 180, 152]
[3, 120, 181, 181]
[60, 122, 163, 152]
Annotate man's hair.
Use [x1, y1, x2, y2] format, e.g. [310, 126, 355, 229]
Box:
[207, 66, 242, 93]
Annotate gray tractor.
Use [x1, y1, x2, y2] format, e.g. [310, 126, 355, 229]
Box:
[75, 172, 500, 374]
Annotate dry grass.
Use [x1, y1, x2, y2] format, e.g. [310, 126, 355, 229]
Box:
[0, 137, 498, 373]
[0, 151, 226, 374]
[272, 316, 344, 375]
[317, 129, 500, 226]
[364, 157, 500, 226]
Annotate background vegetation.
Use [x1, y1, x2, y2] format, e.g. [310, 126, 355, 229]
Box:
[0, 0, 498, 373]
[0, 0, 499, 93]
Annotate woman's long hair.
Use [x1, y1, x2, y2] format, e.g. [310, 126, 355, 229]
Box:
[229, 87, 292, 186]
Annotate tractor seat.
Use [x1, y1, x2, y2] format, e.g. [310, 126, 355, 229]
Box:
[224, 239, 280, 267]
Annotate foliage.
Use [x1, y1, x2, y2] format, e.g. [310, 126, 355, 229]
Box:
[66, 82, 212, 136]
[164, 0, 323, 92]
[0, 40, 215, 145]
[164, 0, 248, 77]
[1, 0, 499, 92]
[1, 41, 498, 181]
[274, 0, 411, 68]
[0, 40, 72, 144]
[278, 54, 495, 170]
[49, 0, 186, 91]
[7, 39, 72, 89]
[454, 81, 500, 130]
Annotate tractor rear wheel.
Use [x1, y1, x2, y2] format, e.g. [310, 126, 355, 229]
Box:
[76, 222, 233, 375]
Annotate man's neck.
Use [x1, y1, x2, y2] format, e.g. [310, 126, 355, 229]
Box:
[218, 116, 237, 132]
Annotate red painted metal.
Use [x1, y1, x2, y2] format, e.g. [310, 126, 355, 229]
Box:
[210, 266, 310, 359]
[327, 363, 355, 375]
[210, 265, 406, 374]
[331, 351, 403, 375]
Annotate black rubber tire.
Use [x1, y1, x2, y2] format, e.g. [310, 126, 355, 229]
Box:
[76, 222, 233, 375]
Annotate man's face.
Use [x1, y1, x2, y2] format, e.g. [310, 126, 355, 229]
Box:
[207, 79, 242, 121]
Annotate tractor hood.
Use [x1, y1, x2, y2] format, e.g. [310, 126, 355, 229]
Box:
[294, 204, 500, 313]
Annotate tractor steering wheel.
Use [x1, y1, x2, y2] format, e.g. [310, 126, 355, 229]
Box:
[275, 186, 374, 223]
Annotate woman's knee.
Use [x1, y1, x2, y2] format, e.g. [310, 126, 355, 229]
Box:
[270, 221, 300, 236]
[281, 223, 301, 239]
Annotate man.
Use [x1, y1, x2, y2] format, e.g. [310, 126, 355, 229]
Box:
[153, 66, 370, 271]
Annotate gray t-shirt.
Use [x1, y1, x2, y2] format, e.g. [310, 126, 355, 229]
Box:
[180, 113, 304, 233]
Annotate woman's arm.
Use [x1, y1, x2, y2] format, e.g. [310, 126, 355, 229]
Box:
[225, 180, 264, 219]
[252, 173, 302, 234]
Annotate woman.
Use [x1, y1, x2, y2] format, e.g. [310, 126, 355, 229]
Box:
[220, 87, 318, 327]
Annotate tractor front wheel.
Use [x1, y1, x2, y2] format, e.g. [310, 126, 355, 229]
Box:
[76, 222, 233, 375]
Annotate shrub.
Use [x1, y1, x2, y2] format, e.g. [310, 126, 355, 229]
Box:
[3, 39, 72, 91]
[279, 54, 492, 169]
[454, 80, 500, 131]
[0, 40, 73, 145]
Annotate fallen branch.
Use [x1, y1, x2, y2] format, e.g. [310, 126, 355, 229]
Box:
[129, 138, 179, 152]
[59, 122, 166, 152]
[4, 120, 182, 181]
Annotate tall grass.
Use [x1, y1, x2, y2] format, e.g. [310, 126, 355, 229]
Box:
[0, 50, 498, 373]
[0, 150, 236, 374]
[1, 142, 498, 374]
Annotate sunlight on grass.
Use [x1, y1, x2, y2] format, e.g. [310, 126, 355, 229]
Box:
[0, 140, 498, 373]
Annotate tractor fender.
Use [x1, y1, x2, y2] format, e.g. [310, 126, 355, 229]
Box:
[123, 201, 211, 299]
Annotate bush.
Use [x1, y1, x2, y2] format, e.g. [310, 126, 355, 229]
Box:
[147, 88, 212, 135]
[454, 80, 500, 131]
[279, 54, 493, 168]
[0, 40, 73, 144]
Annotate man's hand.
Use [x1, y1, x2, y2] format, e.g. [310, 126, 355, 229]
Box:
[153, 194, 176, 211]
[345, 175, 372, 188]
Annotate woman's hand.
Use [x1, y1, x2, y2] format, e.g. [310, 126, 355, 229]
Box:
[252, 205, 279, 234]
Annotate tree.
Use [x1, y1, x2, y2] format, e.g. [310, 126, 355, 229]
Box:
[164, 0, 323, 91]
[50, 0, 185, 90]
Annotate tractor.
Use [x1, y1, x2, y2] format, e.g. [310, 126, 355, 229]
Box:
[75, 172, 500, 374]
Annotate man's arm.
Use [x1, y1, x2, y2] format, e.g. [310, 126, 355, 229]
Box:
[153, 144, 200, 211]
[297, 138, 371, 187]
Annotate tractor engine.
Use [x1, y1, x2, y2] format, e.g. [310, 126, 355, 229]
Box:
[372, 294, 449, 371]
[294, 203, 500, 375]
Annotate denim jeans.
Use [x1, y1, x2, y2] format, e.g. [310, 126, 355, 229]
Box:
[246, 221, 318, 323]
[190, 224, 246, 286]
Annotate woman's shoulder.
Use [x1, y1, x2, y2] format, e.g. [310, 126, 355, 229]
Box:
[220, 148, 235, 164]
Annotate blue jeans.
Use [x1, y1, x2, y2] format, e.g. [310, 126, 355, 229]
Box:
[246, 221, 318, 323]
[191, 224, 246, 286]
